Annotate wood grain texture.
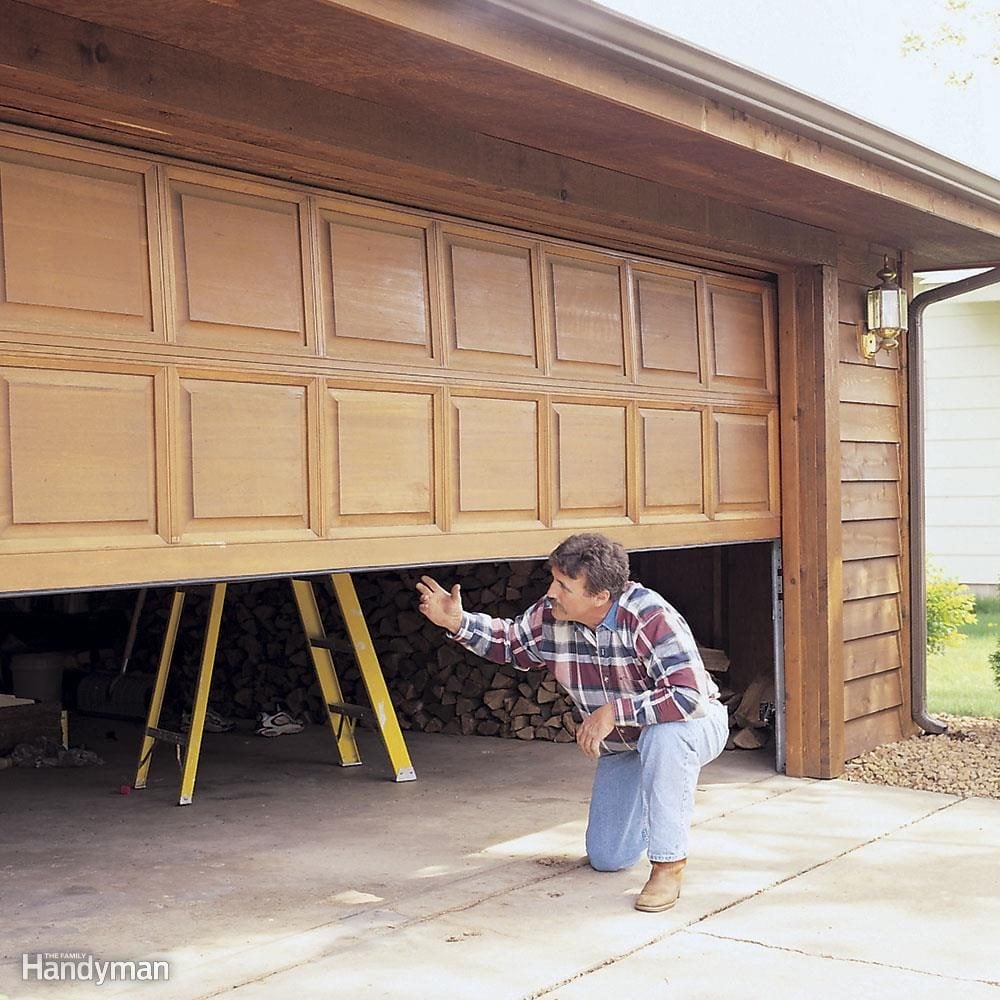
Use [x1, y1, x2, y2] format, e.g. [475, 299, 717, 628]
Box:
[841, 441, 901, 482]
[445, 231, 537, 369]
[0, 144, 158, 339]
[713, 410, 773, 512]
[547, 251, 626, 377]
[552, 402, 627, 518]
[841, 481, 901, 522]
[177, 377, 312, 537]
[2, 0, 989, 267]
[777, 265, 844, 778]
[842, 556, 901, 601]
[328, 386, 435, 525]
[844, 669, 903, 722]
[839, 401, 900, 444]
[843, 633, 902, 681]
[842, 519, 901, 561]
[843, 594, 901, 641]
[0, 366, 158, 537]
[452, 394, 540, 522]
[633, 267, 702, 384]
[844, 707, 904, 761]
[639, 405, 705, 516]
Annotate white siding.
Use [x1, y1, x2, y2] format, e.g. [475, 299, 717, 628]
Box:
[922, 294, 1000, 588]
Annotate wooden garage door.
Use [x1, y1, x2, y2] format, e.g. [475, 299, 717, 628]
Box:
[0, 128, 778, 594]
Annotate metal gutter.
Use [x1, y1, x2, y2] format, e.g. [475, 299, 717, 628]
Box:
[909, 266, 1000, 734]
[484, 0, 1000, 214]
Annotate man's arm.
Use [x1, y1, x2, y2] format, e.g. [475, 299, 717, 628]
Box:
[416, 574, 546, 670]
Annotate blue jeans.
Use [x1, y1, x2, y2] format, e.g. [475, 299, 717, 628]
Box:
[586, 699, 730, 869]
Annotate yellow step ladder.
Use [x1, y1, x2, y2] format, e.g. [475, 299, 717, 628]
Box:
[134, 575, 415, 805]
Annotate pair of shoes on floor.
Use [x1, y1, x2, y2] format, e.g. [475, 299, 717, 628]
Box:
[256, 705, 305, 738]
[181, 708, 234, 733]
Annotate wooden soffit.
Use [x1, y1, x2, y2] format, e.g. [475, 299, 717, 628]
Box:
[3, 0, 998, 269]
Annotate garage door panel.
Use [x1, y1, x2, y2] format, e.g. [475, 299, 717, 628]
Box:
[452, 395, 541, 527]
[0, 366, 159, 540]
[714, 409, 777, 515]
[178, 377, 312, 537]
[328, 386, 436, 527]
[170, 178, 310, 351]
[639, 406, 706, 518]
[320, 208, 434, 364]
[546, 251, 626, 380]
[444, 231, 538, 372]
[552, 402, 627, 520]
[708, 280, 774, 393]
[0, 149, 157, 339]
[633, 267, 703, 386]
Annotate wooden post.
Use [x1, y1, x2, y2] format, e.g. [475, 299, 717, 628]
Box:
[778, 265, 845, 778]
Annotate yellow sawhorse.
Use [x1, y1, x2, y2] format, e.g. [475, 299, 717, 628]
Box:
[134, 575, 415, 805]
[290, 575, 415, 783]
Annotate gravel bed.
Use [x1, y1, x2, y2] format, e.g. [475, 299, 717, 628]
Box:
[842, 715, 1000, 799]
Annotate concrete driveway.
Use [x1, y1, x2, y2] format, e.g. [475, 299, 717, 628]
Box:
[1, 718, 997, 999]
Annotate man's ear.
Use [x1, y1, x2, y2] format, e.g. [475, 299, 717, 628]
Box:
[592, 589, 611, 605]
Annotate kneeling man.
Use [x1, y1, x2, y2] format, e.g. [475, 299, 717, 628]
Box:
[416, 532, 728, 911]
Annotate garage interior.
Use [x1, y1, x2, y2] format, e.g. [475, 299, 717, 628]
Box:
[1, 540, 780, 786]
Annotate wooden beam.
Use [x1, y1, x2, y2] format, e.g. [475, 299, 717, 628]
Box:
[0, 0, 835, 268]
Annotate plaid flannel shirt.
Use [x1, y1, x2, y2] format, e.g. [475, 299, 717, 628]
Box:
[451, 581, 719, 751]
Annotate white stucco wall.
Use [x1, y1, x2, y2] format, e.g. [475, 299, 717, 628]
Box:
[919, 273, 1000, 594]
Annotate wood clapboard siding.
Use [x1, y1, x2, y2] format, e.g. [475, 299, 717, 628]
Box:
[844, 668, 903, 721]
[842, 595, 901, 641]
[838, 243, 912, 762]
[842, 519, 901, 561]
[0, 127, 780, 594]
[844, 633, 902, 680]
[844, 707, 905, 762]
[842, 556, 901, 600]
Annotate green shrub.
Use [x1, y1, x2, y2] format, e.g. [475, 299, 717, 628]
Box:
[925, 563, 976, 656]
[990, 638, 1000, 693]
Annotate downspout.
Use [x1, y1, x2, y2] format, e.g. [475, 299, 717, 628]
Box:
[909, 266, 1000, 734]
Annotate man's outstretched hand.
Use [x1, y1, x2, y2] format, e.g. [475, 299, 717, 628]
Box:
[416, 575, 464, 632]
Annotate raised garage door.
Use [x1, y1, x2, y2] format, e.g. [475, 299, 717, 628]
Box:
[0, 128, 779, 595]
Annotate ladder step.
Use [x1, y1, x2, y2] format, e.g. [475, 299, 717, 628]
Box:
[145, 726, 189, 747]
[328, 702, 366, 721]
[309, 636, 339, 651]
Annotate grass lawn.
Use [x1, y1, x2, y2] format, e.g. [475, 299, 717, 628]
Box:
[927, 596, 1000, 719]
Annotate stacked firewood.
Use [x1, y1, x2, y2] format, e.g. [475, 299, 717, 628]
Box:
[697, 647, 775, 751]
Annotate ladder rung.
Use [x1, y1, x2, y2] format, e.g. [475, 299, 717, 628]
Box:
[146, 726, 189, 747]
[328, 702, 366, 720]
[309, 636, 339, 651]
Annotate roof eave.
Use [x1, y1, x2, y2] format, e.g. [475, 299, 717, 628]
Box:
[486, 0, 1000, 214]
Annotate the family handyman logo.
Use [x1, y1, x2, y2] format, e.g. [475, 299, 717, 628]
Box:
[21, 951, 170, 985]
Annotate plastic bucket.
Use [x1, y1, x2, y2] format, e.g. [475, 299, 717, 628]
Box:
[10, 653, 66, 703]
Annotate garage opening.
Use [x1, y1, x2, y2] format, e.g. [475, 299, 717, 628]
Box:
[0, 542, 782, 776]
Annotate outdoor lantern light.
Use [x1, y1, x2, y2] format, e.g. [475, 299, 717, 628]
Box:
[860, 255, 908, 360]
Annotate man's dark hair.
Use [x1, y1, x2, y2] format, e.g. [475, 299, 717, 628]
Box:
[549, 533, 630, 600]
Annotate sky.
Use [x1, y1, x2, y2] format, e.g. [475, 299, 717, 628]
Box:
[594, 0, 1000, 179]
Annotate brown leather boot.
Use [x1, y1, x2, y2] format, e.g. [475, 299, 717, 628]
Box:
[634, 859, 686, 912]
